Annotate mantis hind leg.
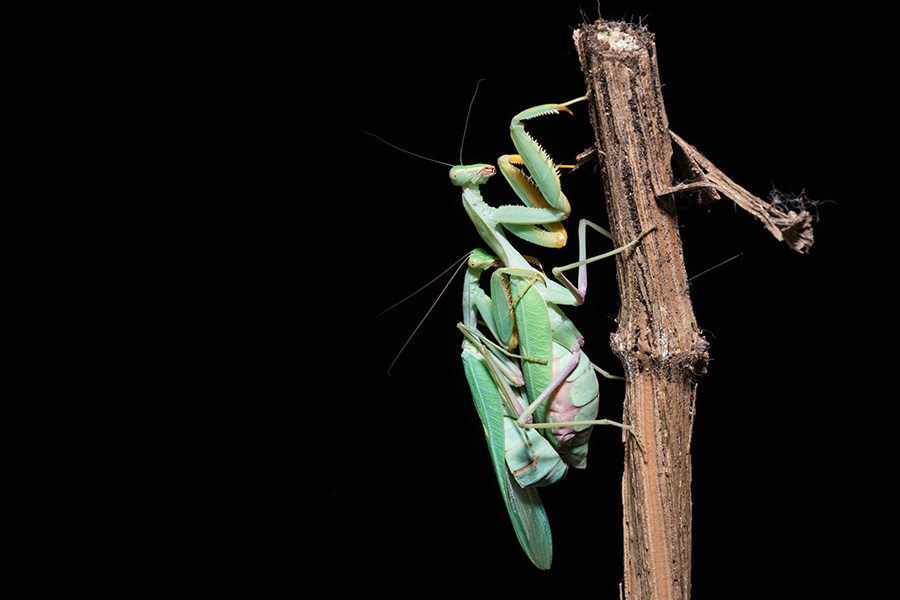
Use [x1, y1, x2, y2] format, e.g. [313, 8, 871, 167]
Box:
[514, 348, 644, 456]
[527, 418, 644, 453]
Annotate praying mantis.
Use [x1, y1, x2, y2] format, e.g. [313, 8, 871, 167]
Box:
[367, 91, 653, 569]
[451, 98, 654, 569]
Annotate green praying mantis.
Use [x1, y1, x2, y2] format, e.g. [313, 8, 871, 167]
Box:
[450, 98, 653, 569]
[368, 92, 653, 569]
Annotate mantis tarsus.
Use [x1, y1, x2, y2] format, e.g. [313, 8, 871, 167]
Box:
[450, 98, 654, 568]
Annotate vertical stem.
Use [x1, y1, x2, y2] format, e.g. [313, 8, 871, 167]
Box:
[574, 21, 708, 600]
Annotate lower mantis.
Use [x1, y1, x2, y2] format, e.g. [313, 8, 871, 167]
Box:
[458, 227, 651, 569]
[459, 252, 555, 568]
[451, 99, 654, 568]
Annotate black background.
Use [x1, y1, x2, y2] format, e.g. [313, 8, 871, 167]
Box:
[5, 3, 892, 598]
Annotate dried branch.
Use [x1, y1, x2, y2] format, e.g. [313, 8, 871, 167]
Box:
[666, 131, 814, 253]
[573, 17, 816, 600]
[573, 20, 702, 600]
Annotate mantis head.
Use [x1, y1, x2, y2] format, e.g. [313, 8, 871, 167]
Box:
[449, 164, 496, 188]
[468, 247, 500, 272]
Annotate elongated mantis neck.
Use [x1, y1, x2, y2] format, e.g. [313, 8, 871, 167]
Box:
[460, 184, 534, 272]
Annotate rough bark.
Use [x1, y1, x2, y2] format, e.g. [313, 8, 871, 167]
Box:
[573, 18, 816, 599]
[573, 21, 705, 600]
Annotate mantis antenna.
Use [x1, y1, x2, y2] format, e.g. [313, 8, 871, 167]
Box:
[362, 76, 487, 168]
[688, 253, 744, 282]
[459, 78, 486, 164]
[379, 252, 473, 316]
[359, 130, 453, 167]
[383, 252, 472, 376]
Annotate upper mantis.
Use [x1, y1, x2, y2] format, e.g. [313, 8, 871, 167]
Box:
[452, 97, 653, 568]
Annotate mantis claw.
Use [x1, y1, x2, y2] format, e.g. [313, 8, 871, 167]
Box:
[624, 425, 645, 454]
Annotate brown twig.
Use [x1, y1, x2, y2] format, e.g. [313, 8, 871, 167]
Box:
[573, 20, 702, 600]
[573, 17, 815, 599]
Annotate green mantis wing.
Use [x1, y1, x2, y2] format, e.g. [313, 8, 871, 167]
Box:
[508, 278, 554, 425]
[461, 345, 553, 570]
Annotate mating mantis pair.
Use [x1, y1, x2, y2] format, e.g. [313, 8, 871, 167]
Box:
[450, 96, 653, 569]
